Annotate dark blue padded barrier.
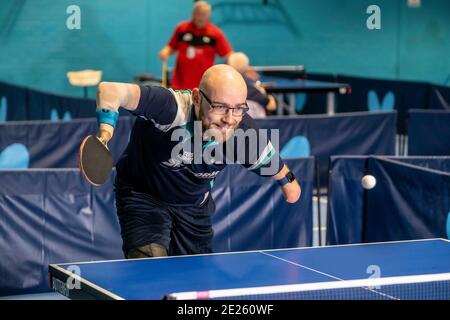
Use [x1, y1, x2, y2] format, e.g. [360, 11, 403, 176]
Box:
[0, 157, 314, 295]
[427, 84, 450, 110]
[0, 169, 122, 296]
[212, 158, 314, 252]
[365, 157, 450, 242]
[27, 88, 96, 121]
[0, 81, 28, 122]
[0, 118, 133, 169]
[27, 88, 130, 121]
[408, 109, 450, 156]
[336, 75, 431, 134]
[0, 81, 130, 122]
[0, 113, 396, 181]
[326, 156, 367, 245]
[256, 112, 397, 186]
[327, 156, 450, 245]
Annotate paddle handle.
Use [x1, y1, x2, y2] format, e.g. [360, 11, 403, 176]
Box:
[98, 123, 113, 145]
[162, 61, 168, 88]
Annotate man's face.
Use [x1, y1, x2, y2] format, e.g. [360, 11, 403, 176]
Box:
[194, 88, 247, 143]
[192, 7, 210, 28]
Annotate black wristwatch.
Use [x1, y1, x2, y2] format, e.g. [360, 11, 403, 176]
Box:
[277, 171, 296, 186]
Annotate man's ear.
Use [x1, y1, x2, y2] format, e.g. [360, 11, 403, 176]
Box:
[192, 88, 201, 106]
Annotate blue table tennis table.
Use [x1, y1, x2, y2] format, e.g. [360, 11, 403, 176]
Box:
[49, 239, 450, 300]
[260, 76, 351, 116]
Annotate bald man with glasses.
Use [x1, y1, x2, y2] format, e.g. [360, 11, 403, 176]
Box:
[95, 64, 301, 259]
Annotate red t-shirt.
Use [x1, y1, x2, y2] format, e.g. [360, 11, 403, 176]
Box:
[168, 21, 233, 90]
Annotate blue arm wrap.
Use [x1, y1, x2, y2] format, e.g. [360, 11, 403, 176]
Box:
[96, 109, 119, 128]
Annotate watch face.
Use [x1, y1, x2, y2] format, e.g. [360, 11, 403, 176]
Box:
[287, 171, 295, 182]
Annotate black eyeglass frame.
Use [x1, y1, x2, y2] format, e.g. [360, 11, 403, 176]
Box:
[199, 90, 249, 117]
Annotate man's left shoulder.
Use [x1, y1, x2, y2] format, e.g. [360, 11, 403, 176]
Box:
[243, 75, 257, 87]
[205, 23, 225, 35]
[176, 20, 192, 32]
[169, 89, 193, 111]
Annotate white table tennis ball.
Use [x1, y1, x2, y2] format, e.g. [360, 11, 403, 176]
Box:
[361, 175, 377, 190]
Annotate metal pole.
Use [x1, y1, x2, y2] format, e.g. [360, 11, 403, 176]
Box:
[326, 92, 336, 115]
[315, 161, 322, 246]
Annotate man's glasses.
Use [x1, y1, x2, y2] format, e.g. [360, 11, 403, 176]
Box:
[200, 90, 249, 117]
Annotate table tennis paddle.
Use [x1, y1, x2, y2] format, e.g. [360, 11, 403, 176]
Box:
[78, 135, 113, 186]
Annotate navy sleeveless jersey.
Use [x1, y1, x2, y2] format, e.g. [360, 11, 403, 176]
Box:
[116, 85, 284, 206]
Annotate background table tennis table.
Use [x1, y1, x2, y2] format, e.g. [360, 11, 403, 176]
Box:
[260, 76, 351, 116]
[248, 65, 351, 116]
[49, 239, 450, 300]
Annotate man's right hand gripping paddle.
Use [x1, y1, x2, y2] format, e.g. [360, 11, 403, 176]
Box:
[79, 109, 118, 186]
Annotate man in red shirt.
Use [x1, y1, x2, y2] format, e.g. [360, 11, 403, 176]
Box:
[159, 1, 233, 90]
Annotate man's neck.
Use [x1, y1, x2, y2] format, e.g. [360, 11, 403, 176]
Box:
[191, 21, 208, 30]
[193, 104, 200, 120]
